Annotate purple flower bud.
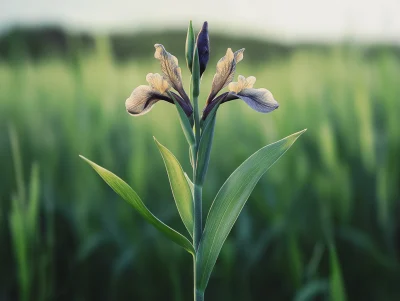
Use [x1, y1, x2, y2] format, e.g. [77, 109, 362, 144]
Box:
[196, 21, 210, 77]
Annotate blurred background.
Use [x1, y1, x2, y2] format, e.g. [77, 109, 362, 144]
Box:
[1, 1, 399, 300]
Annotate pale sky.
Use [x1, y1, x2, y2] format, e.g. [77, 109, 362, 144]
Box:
[1, 0, 399, 43]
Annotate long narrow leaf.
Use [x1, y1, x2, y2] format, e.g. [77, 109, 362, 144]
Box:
[80, 155, 195, 255]
[154, 138, 194, 238]
[196, 129, 306, 290]
[196, 112, 217, 185]
[169, 91, 195, 146]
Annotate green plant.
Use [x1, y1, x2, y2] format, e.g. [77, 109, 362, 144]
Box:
[8, 126, 54, 301]
[80, 21, 305, 300]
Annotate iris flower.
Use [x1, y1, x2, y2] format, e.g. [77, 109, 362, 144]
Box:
[125, 44, 193, 116]
[125, 21, 278, 122]
[202, 48, 279, 119]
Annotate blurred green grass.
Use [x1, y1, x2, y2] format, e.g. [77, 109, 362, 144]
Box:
[0, 34, 399, 301]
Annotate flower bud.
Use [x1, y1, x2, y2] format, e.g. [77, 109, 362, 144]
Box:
[196, 21, 210, 77]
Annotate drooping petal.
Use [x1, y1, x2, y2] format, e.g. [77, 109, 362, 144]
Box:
[206, 48, 245, 105]
[231, 88, 279, 113]
[154, 44, 190, 103]
[125, 85, 173, 116]
[196, 21, 210, 76]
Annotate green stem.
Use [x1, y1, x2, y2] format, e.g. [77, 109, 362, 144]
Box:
[191, 46, 203, 301]
[196, 288, 204, 301]
[193, 255, 204, 301]
[193, 183, 202, 250]
[193, 95, 201, 146]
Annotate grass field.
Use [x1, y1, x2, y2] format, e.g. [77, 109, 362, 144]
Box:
[0, 35, 399, 301]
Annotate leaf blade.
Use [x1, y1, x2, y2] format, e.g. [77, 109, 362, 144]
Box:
[196, 129, 306, 290]
[196, 112, 217, 184]
[80, 155, 195, 255]
[154, 138, 194, 238]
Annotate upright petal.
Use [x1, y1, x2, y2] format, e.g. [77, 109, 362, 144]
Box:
[196, 21, 210, 76]
[146, 73, 170, 93]
[228, 75, 256, 93]
[206, 48, 245, 105]
[125, 85, 173, 116]
[234, 48, 245, 64]
[154, 44, 190, 103]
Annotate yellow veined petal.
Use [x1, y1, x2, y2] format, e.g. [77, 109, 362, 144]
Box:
[154, 44, 183, 91]
[228, 82, 241, 94]
[146, 73, 170, 94]
[245, 76, 256, 89]
[206, 48, 245, 104]
[228, 75, 257, 94]
[234, 48, 245, 63]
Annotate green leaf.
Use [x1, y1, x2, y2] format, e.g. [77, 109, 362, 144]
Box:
[191, 47, 200, 98]
[329, 242, 347, 301]
[154, 138, 194, 238]
[196, 129, 306, 291]
[195, 112, 217, 185]
[184, 172, 194, 196]
[79, 155, 195, 255]
[185, 20, 195, 73]
[168, 91, 195, 145]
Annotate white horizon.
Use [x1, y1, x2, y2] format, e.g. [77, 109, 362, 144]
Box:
[1, 0, 399, 43]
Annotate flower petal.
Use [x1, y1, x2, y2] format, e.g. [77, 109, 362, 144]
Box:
[228, 75, 256, 93]
[206, 48, 245, 104]
[154, 44, 190, 103]
[234, 48, 245, 64]
[232, 88, 279, 113]
[125, 85, 173, 116]
[146, 73, 170, 93]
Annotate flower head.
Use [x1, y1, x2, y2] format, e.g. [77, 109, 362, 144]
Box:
[125, 73, 192, 116]
[125, 44, 193, 117]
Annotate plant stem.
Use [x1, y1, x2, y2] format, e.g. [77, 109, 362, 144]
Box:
[191, 47, 203, 301]
[193, 183, 202, 250]
[196, 288, 204, 301]
[193, 95, 201, 146]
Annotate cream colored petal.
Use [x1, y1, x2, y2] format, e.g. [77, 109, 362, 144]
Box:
[244, 76, 256, 89]
[125, 85, 166, 116]
[207, 48, 245, 103]
[146, 73, 170, 94]
[234, 48, 245, 63]
[228, 75, 257, 93]
[154, 44, 183, 91]
[228, 82, 241, 94]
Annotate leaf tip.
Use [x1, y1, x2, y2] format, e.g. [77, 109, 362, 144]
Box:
[153, 136, 161, 147]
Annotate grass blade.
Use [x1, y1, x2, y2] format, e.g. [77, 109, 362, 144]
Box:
[329, 242, 347, 301]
